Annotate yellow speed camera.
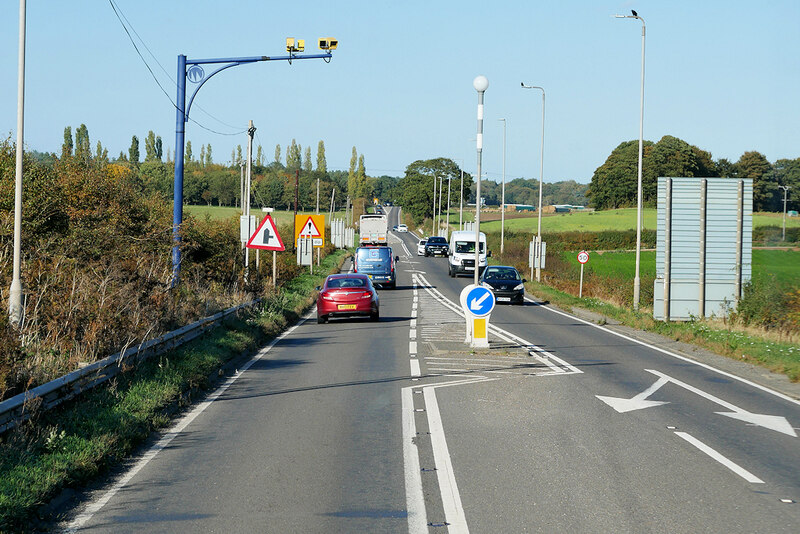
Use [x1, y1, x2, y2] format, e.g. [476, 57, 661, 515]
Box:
[318, 38, 338, 51]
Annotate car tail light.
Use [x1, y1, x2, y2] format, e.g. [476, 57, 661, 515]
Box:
[360, 291, 373, 299]
[320, 292, 334, 301]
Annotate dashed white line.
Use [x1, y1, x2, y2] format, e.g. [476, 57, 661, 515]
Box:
[674, 432, 764, 484]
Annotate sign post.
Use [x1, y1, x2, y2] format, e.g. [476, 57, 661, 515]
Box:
[460, 284, 496, 348]
[246, 214, 285, 287]
[577, 250, 589, 298]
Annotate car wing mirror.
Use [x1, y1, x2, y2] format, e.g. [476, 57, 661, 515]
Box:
[487, 250, 492, 258]
[315, 286, 321, 291]
[395, 256, 400, 262]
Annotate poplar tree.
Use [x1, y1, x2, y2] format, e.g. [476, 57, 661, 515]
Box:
[347, 146, 358, 197]
[156, 136, 163, 161]
[303, 147, 312, 172]
[356, 154, 367, 198]
[75, 124, 91, 163]
[316, 140, 327, 172]
[129, 135, 140, 168]
[144, 131, 157, 161]
[184, 140, 193, 166]
[274, 144, 281, 164]
[256, 145, 264, 167]
[287, 139, 301, 169]
[200, 145, 206, 167]
[61, 126, 73, 159]
[205, 144, 213, 165]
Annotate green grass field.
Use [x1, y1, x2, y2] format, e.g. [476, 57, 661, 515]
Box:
[185, 205, 344, 227]
[567, 249, 798, 287]
[477, 208, 800, 234]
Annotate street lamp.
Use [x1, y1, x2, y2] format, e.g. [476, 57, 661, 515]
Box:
[472, 75, 489, 285]
[521, 83, 546, 282]
[9, 0, 26, 326]
[431, 173, 437, 236]
[615, 10, 646, 310]
[498, 118, 507, 255]
[779, 185, 792, 241]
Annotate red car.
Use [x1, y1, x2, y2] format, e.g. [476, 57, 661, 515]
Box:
[316, 273, 380, 324]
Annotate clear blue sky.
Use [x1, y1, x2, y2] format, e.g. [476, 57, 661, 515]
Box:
[2, 1, 798, 184]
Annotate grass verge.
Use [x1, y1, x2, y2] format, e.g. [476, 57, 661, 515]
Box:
[0, 249, 351, 532]
[526, 280, 800, 383]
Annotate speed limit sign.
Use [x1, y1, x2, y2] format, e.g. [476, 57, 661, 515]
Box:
[577, 250, 589, 264]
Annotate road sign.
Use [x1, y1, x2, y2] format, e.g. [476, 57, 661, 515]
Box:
[294, 214, 325, 248]
[577, 250, 589, 264]
[464, 285, 495, 317]
[246, 215, 285, 251]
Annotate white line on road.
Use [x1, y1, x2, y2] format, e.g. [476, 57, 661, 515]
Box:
[674, 432, 764, 484]
[410, 359, 421, 377]
[530, 297, 800, 407]
[67, 311, 314, 531]
[402, 388, 428, 533]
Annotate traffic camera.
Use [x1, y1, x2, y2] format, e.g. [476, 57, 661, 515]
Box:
[286, 38, 305, 53]
[318, 38, 338, 51]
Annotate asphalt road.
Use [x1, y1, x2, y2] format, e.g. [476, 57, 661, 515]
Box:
[64, 207, 800, 533]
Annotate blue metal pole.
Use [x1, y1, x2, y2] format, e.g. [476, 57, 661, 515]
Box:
[172, 54, 186, 287]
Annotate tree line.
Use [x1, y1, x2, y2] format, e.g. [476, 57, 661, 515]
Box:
[588, 135, 800, 212]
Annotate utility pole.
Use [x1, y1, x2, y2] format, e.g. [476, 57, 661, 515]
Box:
[244, 121, 255, 278]
[779, 185, 792, 241]
[431, 173, 437, 236]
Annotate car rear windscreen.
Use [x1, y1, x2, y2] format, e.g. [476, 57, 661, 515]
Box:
[356, 248, 392, 271]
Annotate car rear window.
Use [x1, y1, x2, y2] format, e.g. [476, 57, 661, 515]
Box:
[327, 277, 367, 288]
[355, 247, 392, 270]
[485, 268, 520, 280]
[428, 237, 447, 243]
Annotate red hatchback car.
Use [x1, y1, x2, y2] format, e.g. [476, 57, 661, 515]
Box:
[316, 273, 380, 324]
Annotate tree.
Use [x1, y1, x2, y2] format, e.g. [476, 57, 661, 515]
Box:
[316, 140, 327, 172]
[303, 147, 313, 172]
[256, 145, 264, 167]
[75, 124, 91, 163]
[200, 145, 206, 167]
[397, 158, 470, 223]
[356, 154, 367, 198]
[61, 126, 73, 159]
[205, 144, 213, 166]
[347, 146, 358, 197]
[274, 144, 281, 164]
[184, 140, 193, 166]
[286, 139, 301, 169]
[94, 141, 109, 166]
[144, 131, 158, 162]
[236, 145, 243, 166]
[129, 135, 140, 168]
[737, 151, 776, 211]
[156, 136, 163, 161]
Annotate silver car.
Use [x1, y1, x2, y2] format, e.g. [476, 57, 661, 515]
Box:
[417, 239, 427, 256]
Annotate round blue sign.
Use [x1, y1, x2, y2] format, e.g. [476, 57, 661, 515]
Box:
[465, 286, 495, 317]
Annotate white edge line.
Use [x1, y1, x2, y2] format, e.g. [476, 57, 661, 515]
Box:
[67, 312, 313, 530]
[424, 386, 469, 532]
[674, 431, 764, 484]
[531, 298, 800, 407]
[402, 387, 428, 534]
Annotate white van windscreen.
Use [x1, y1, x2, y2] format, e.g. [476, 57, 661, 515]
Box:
[454, 241, 485, 254]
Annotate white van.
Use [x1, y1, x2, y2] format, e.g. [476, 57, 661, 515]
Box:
[447, 230, 489, 277]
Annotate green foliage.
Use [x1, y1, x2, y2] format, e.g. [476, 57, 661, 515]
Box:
[737, 151, 776, 211]
[753, 225, 800, 244]
[128, 135, 140, 167]
[286, 139, 301, 169]
[397, 158, 471, 224]
[303, 146, 312, 172]
[316, 140, 326, 173]
[61, 127, 73, 159]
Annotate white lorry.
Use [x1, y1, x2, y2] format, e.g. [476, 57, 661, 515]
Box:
[359, 214, 388, 245]
[448, 230, 489, 277]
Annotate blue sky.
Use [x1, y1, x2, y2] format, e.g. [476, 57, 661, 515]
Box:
[2, 1, 798, 184]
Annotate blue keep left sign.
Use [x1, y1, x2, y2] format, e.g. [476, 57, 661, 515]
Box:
[465, 286, 495, 317]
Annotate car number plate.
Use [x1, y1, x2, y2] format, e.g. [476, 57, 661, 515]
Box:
[338, 304, 357, 310]
[497, 297, 511, 302]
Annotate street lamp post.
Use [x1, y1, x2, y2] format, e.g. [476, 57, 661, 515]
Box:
[498, 118, 507, 255]
[437, 175, 443, 236]
[521, 83, 546, 282]
[431, 173, 437, 236]
[779, 185, 792, 241]
[171, 42, 335, 286]
[446, 175, 452, 235]
[472, 75, 489, 286]
[615, 10, 646, 310]
[9, 0, 26, 326]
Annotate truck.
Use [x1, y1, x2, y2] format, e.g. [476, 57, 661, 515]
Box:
[447, 230, 490, 277]
[359, 214, 388, 245]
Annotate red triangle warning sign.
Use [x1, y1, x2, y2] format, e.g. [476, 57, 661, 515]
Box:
[298, 216, 323, 238]
[246, 215, 285, 251]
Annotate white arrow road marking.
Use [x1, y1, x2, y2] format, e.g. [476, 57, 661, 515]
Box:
[469, 291, 490, 311]
[598, 369, 796, 437]
[596, 376, 670, 413]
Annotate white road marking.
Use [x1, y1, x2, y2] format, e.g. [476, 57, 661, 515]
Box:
[410, 329, 417, 340]
[530, 297, 800, 407]
[67, 311, 314, 531]
[645, 369, 797, 437]
[410, 359, 421, 377]
[424, 386, 469, 532]
[596, 376, 671, 413]
[409, 341, 417, 354]
[402, 388, 428, 533]
[674, 432, 764, 484]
